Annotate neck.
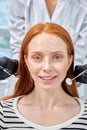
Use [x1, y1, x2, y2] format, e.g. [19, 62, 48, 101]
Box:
[45, 0, 58, 17]
[28, 87, 73, 109]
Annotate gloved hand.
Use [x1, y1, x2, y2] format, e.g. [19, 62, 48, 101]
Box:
[0, 57, 18, 80]
[74, 64, 87, 84]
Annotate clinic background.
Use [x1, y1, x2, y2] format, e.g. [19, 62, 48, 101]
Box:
[0, 0, 87, 99]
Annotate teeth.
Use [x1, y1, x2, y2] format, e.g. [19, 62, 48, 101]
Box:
[41, 77, 54, 80]
[43, 78, 52, 80]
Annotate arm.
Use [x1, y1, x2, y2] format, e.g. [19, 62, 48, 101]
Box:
[79, 0, 87, 9]
[74, 14, 87, 66]
[9, 0, 25, 60]
[0, 0, 32, 79]
[74, 13, 87, 83]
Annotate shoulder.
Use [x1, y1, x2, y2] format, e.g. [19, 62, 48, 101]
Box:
[83, 100, 87, 110]
[0, 98, 15, 126]
[81, 100, 87, 123]
[0, 98, 15, 110]
[79, 99, 87, 115]
[75, 98, 87, 121]
[0, 97, 23, 128]
[73, 0, 87, 9]
[75, 98, 87, 111]
[0, 97, 18, 115]
[11, 0, 33, 7]
[10, 0, 34, 14]
[71, 0, 87, 13]
[64, 0, 87, 24]
[0, 96, 23, 110]
[67, 0, 87, 26]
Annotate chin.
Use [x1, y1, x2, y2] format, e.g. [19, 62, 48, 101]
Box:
[39, 83, 58, 91]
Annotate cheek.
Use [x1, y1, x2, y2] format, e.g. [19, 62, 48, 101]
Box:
[27, 62, 40, 77]
[57, 67, 68, 83]
[54, 62, 69, 76]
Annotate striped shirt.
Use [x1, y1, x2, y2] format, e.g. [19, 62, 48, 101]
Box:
[0, 97, 87, 130]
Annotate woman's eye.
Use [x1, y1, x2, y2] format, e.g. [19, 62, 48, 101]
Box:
[33, 56, 42, 61]
[53, 55, 63, 61]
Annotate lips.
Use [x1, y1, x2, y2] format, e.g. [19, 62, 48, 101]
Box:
[38, 75, 57, 83]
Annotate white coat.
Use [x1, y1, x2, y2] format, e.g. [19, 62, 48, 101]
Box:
[9, 0, 87, 66]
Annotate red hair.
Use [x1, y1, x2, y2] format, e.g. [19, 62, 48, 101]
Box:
[9, 23, 79, 99]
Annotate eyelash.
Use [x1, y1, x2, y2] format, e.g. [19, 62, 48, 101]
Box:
[32, 55, 63, 62]
[32, 55, 42, 62]
[53, 55, 63, 60]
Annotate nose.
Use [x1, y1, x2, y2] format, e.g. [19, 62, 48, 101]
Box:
[43, 58, 52, 73]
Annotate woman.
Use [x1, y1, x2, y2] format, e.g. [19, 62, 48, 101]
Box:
[0, 0, 87, 97]
[0, 23, 87, 129]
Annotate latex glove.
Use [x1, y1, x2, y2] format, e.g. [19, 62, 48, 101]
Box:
[74, 64, 87, 84]
[0, 57, 18, 80]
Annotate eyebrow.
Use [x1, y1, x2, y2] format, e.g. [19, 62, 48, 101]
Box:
[50, 51, 65, 55]
[30, 52, 43, 56]
[31, 51, 65, 55]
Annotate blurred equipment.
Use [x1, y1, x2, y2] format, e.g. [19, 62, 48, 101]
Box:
[66, 69, 87, 85]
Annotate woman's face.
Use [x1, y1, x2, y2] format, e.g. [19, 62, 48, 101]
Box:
[25, 32, 72, 90]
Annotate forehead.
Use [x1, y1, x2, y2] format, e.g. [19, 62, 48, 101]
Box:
[28, 32, 67, 53]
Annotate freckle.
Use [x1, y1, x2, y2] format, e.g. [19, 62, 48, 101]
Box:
[43, 28, 47, 32]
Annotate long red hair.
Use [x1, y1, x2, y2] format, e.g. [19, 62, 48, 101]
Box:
[10, 23, 79, 98]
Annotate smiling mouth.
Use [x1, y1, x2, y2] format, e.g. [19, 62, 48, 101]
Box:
[38, 76, 57, 83]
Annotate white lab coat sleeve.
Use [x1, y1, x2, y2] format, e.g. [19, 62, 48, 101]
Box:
[74, 14, 87, 66]
[8, 0, 26, 60]
[79, 0, 87, 9]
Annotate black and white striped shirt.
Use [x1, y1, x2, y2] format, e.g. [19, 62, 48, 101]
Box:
[0, 97, 87, 130]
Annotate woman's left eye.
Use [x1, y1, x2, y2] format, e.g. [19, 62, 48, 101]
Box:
[53, 55, 63, 60]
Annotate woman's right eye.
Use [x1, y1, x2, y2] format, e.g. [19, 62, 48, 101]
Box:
[33, 55, 42, 62]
